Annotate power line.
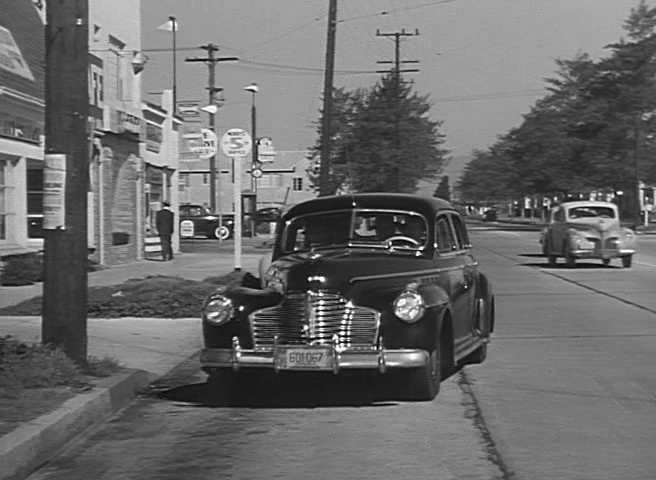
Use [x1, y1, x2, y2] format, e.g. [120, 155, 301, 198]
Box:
[339, 0, 457, 24]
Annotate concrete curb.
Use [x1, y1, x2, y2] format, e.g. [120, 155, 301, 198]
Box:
[0, 368, 151, 480]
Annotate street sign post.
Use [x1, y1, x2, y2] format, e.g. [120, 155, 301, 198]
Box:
[221, 128, 253, 271]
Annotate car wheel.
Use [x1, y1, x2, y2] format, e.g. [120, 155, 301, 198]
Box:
[213, 225, 231, 240]
[621, 255, 632, 268]
[602, 258, 611, 267]
[405, 333, 444, 401]
[564, 243, 576, 268]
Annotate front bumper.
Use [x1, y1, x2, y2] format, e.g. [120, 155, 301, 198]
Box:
[570, 248, 636, 258]
[200, 336, 429, 374]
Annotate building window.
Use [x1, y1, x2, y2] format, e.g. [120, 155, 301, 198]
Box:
[292, 177, 303, 191]
[27, 167, 43, 238]
[0, 162, 10, 240]
[202, 173, 209, 185]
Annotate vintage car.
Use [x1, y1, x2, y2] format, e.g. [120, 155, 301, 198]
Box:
[179, 204, 234, 240]
[200, 193, 494, 401]
[540, 200, 637, 268]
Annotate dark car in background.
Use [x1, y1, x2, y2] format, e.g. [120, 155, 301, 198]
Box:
[199, 193, 494, 401]
[482, 209, 498, 222]
[179, 204, 234, 240]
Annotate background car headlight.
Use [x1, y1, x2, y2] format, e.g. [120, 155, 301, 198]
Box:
[203, 296, 234, 325]
[393, 291, 426, 323]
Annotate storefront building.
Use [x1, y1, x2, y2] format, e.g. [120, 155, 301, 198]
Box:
[0, 0, 45, 257]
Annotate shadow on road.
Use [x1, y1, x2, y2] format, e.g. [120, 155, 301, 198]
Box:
[150, 371, 436, 408]
[517, 253, 624, 269]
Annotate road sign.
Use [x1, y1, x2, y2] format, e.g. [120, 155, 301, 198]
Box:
[257, 137, 276, 162]
[195, 128, 218, 159]
[221, 128, 252, 157]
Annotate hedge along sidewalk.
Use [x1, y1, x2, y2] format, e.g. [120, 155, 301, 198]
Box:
[0, 251, 265, 310]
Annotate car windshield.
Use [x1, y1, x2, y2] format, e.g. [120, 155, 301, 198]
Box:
[568, 206, 616, 220]
[281, 209, 428, 253]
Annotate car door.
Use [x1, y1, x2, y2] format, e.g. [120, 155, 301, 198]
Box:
[449, 212, 477, 335]
[548, 207, 566, 253]
[434, 213, 469, 344]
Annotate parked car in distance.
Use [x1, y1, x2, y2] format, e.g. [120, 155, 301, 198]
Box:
[482, 209, 498, 222]
[179, 204, 234, 240]
[254, 206, 282, 224]
[540, 200, 637, 268]
[200, 193, 494, 401]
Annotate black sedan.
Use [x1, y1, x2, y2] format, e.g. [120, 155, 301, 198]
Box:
[179, 204, 234, 240]
[199, 193, 494, 401]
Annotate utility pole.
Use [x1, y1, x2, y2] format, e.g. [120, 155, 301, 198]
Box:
[186, 45, 238, 212]
[318, 0, 337, 197]
[376, 28, 420, 192]
[42, 0, 90, 365]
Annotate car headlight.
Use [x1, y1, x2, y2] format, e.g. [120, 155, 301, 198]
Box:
[623, 229, 636, 241]
[393, 290, 426, 323]
[203, 296, 234, 326]
[264, 266, 285, 294]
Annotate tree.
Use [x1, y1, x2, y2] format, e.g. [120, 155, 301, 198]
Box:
[433, 176, 450, 201]
[308, 74, 449, 194]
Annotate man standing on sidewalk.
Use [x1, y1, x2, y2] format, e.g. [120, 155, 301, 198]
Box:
[156, 201, 175, 261]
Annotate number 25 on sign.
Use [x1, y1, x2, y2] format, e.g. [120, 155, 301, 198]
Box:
[220, 128, 252, 157]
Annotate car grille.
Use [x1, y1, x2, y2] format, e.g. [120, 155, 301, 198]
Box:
[249, 291, 380, 350]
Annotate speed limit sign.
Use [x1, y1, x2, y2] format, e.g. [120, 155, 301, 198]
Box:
[221, 128, 252, 157]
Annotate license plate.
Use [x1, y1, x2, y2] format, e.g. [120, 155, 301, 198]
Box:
[277, 347, 332, 370]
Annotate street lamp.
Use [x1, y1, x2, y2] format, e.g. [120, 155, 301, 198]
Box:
[244, 82, 259, 183]
[244, 83, 259, 238]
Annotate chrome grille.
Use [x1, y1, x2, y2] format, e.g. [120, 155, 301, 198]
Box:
[249, 291, 380, 349]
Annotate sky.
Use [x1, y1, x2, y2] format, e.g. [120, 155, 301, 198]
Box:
[140, 0, 654, 163]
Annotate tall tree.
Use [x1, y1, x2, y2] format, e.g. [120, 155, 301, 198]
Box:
[308, 74, 449, 194]
[433, 176, 450, 201]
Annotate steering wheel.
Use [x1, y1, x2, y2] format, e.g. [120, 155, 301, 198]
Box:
[385, 235, 420, 247]
[599, 214, 611, 219]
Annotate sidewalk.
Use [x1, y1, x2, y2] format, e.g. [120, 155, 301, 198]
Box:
[0, 243, 268, 480]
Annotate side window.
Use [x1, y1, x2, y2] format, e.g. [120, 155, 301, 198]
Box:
[450, 214, 470, 250]
[435, 215, 457, 253]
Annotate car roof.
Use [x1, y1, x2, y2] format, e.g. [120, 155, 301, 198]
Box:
[282, 193, 454, 221]
[559, 200, 618, 209]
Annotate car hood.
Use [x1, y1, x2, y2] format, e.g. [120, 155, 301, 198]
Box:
[271, 248, 431, 301]
[568, 218, 620, 233]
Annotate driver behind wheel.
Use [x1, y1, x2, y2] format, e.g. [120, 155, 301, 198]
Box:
[400, 216, 426, 243]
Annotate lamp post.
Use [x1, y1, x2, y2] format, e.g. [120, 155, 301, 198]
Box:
[244, 83, 259, 192]
[244, 83, 259, 238]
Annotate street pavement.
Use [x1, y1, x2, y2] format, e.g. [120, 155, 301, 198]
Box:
[0, 240, 269, 480]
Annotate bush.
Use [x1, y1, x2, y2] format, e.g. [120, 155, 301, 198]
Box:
[0, 253, 102, 286]
[0, 272, 249, 318]
[1, 253, 44, 286]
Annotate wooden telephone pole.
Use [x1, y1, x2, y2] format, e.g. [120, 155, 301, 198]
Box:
[376, 28, 420, 192]
[318, 0, 337, 197]
[186, 45, 238, 212]
[42, 0, 90, 364]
